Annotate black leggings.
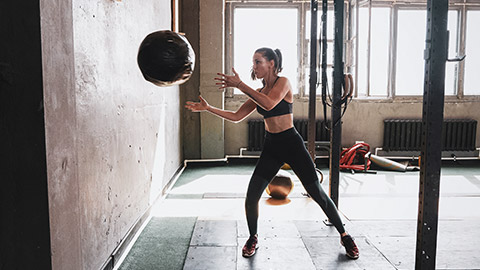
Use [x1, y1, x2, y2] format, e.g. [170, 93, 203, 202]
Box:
[245, 127, 345, 236]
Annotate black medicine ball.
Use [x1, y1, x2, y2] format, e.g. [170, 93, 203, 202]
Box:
[137, 30, 195, 87]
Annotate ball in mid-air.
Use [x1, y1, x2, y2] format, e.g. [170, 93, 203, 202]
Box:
[137, 30, 195, 87]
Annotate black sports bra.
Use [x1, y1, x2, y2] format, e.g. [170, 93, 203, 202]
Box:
[256, 77, 293, 119]
[257, 99, 293, 119]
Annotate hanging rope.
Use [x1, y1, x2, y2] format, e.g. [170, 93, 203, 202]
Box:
[319, 2, 353, 131]
[339, 142, 371, 171]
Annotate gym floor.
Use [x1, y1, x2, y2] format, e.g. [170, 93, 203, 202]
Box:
[116, 160, 480, 270]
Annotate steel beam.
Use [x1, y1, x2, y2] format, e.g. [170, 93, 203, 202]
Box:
[308, 0, 318, 161]
[329, 0, 344, 207]
[415, 0, 449, 268]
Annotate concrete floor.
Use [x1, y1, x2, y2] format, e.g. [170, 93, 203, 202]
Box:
[118, 161, 480, 270]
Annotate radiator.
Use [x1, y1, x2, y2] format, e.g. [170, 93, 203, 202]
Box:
[247, 119, 330, 151]
[383, 119, 477, 151]
[248, 120, 266, 151]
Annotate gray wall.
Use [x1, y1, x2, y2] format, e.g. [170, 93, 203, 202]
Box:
[225, 98, 480, 155]
[42, 0, 182, 269]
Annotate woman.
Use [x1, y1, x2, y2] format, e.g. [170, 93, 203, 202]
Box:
[185, 47, 359, 259]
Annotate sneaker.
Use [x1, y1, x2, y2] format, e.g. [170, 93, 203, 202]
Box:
[341, 234, 359, 259]
[242, 235, 259, 258]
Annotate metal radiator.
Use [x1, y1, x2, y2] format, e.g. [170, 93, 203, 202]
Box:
[247, 119, 330, 151]
[383, 119, 477, 151]
[248, 120, 265, 151]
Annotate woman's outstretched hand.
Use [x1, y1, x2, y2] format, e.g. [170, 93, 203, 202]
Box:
[215, 68, 242, 89]
[185, 96, 210, 112]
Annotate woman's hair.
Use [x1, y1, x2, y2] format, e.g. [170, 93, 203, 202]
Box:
[250, 47, 283, 80]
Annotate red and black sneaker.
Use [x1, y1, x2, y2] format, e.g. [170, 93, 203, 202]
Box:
[242, 234, 259, 258]
[341, 234, 359, 259]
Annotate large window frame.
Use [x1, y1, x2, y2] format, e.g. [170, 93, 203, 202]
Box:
[351, 0, 480, 100]
[225, 1, 305, 98]
[225, 0, 480, 101]
[225, 1, 347, 99]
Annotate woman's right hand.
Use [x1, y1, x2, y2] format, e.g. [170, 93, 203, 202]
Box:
[215, 68, 242, 89]
[185, 96, 210, 112]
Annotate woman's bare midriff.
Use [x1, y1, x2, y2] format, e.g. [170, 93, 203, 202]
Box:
[264, 113, 294, 133]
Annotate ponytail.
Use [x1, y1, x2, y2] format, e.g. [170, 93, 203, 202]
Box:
[274, 49, 283, 73]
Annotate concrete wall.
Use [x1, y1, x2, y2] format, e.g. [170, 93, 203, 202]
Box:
[42, 0, 182, 269]
[225, 97, 480, 155]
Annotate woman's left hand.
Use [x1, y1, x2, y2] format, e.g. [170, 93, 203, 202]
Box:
[185, 96, 210, 112]
[214, 68, 242, 89]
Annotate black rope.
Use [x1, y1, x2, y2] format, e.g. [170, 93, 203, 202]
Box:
[319, 0, 352, 131]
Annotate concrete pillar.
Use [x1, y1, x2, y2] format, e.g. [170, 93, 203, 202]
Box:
[180, 0, 201, 159]
[40, 0, 83, 269]
[199, 0, 225, 159]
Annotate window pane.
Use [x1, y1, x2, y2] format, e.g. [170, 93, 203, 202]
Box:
[396, 10, 458, 96]
[350, 3, 357, 87]
[305, 10, 333, 96]
[396, 10, 426, 96]
[464, 10, 480, 95]
[234, 8, 298, 94]
[306, 9, 334, 42]
[445, 10, 458, 95]
[369, 7, 390, 96]
[357, 7, 368, 96]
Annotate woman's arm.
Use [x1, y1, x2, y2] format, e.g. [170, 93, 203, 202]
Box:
[185, 96, 256, 123]
[216, 68, 290, 111]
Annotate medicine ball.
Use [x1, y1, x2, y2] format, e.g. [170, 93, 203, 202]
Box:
[137, 30, 195, 87]
[266, 170, 294, 200]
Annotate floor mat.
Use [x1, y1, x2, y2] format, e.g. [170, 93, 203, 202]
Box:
[119, 217, 197, 270]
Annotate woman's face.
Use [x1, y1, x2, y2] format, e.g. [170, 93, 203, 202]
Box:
[252, 52, 274, 79]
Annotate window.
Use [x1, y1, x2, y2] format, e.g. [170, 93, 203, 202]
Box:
[357, 6, 390, 96]
[227, 2, 341, 98]
[445, 10, 459, 96]
[396, 9, 458, 96]
[395, 10, 427, 96]
[233, 7, 299, 94]
[305, 9, 334, 96]
[464, 10, 480, 95]
[227, 1, 479, 99]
